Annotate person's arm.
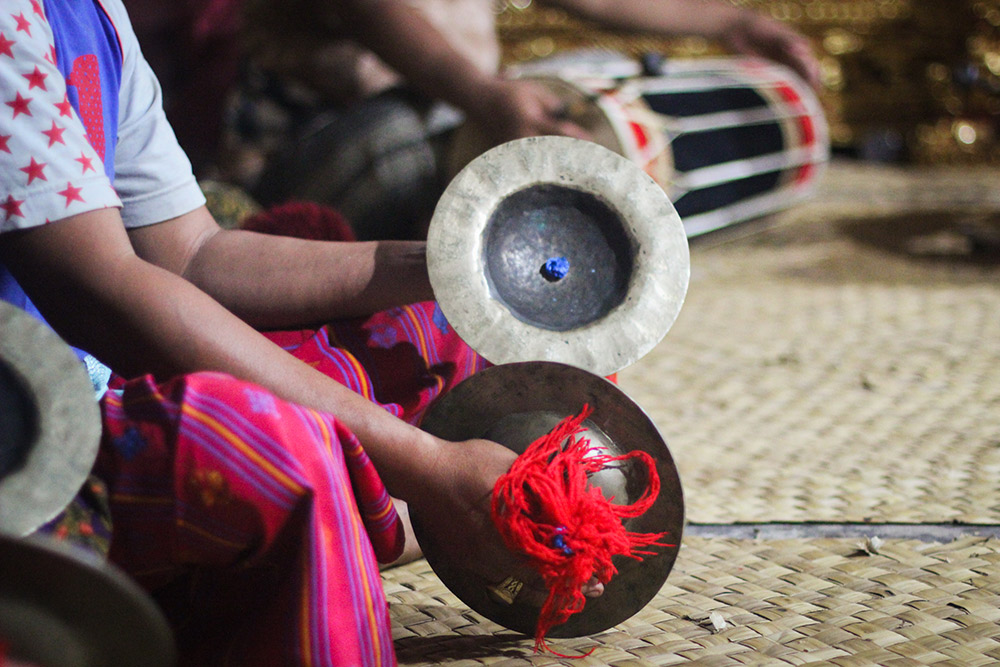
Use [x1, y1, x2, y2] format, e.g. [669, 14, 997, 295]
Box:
[0, 207, 547, 590]
[126, 205, 433, 328]
[544, 0, 820, 88]
[0, 209, 425, 459]
[0, 0, 566, 598]
[333, 0, 590, 143]
[334, 0, 817, 147]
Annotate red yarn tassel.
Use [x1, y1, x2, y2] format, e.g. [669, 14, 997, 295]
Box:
[490, 405, 673, 656]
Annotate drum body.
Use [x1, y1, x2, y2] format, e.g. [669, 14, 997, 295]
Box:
[446, 73, 672, 192]
[454, 53, 829, 237]
[623, 57, 829, 236]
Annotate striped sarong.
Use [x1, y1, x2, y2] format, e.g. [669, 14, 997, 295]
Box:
[88, 300, 486, 666]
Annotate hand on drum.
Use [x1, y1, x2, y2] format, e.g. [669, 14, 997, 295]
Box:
[406, 436, 604, 606]
[720, 10, 821, 90]
[470, 78, 594, 146]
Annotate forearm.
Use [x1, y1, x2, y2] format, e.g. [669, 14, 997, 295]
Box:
[187, 230, 433, 328]
[2, 213, 442, 500]
[544, 0, 819, 87]
[544, 0, 746, 39]
[129, 207, 434, 329]
[107, 262, 442, 498]
[336, 0, 504, 116]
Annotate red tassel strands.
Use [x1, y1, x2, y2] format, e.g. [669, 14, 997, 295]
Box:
[490, 405, 674, 656]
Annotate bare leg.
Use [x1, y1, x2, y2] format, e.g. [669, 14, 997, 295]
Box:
[380, 498, 423, 569]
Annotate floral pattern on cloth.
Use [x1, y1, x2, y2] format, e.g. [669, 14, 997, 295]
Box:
[263, 301, 488, 425]
[36, 474, 113, 558]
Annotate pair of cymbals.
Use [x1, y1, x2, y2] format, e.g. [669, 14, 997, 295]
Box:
[420, 137, 689, 638]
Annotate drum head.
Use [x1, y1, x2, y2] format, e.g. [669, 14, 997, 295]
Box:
[0, 534, 176, 667]
[0, 301, 101, 537]
[414, 361, 684, 638]
[428, 136, 689, 377]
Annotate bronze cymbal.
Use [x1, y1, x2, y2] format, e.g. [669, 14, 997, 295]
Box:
[414, 361, 684, 638]
[0, 301, 101, 537]
[427, 136, 689, 378]
[0, 534, 176, 667]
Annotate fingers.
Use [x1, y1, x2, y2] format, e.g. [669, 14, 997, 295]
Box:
[764, 32, 821, 89]
[548, 118, 593, 142]
[763, 34, 822, 90]
[537, 87, 594, 141]
[498, 79, 595, 142]
[583, 576, 605, 599]
[724, 12, 822, 91]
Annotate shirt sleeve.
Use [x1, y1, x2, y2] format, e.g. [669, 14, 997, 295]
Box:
[103, 0, 206, 228]
[0, 2, 122, 234]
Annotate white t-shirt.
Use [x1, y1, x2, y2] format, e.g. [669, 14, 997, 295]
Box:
[0, 0, 204, 235]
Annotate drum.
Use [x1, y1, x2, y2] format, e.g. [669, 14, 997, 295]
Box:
[449, 53, 829, 237]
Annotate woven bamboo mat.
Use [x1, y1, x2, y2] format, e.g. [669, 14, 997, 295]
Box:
[618, 161, 1000, 524]
[384, 162, 1000, 664]
[384, 536, 1000, 666]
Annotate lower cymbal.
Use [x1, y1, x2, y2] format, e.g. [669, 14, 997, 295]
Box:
[0, 534, 176, 667]
[414, 361, 684, 637]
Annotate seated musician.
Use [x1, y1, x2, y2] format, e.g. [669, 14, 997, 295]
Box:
[0, 1, 601, 664]
[231, 0, 821, 240]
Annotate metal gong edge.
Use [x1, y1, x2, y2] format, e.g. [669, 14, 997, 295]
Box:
[413, 361, 685, 638]
[0, 533, 176, 666]
[0, 301, 102, 536]
[426, 136, 690, 378]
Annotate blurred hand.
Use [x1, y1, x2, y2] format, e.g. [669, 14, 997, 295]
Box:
[469, 78, 594, 146]
[720, 11, 821, 90]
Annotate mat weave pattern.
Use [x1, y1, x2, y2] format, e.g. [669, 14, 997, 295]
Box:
[385, 536, 1000, 666]
[619, 162, 1000, 524]
[384, 162, 1000, 665]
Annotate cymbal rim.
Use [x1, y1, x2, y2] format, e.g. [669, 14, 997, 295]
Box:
[0, 301, 101, 537]
[0, 533, 176, 666]
[427, 136, 690, 377]
[414, 360, 685, 637]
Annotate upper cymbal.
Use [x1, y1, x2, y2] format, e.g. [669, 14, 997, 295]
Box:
[427, 136, 689, 377]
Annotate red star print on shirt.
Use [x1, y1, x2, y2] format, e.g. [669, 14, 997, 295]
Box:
[23, 65, 47, 90]
[0, 0, 120, 231]
[42, 120, 65, 146]
[0, 33, 14, 58]
[58, 181, 84, 206]
[2, 194, 24, 219]
[55, 93, 72, 117]
[20, 156, 46, 183]
[7, 92, 32, 118]
[12, 13, 32, 36]
[75, 152, 95, 173]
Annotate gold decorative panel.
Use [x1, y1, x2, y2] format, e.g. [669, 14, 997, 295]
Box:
[498, 1, 1000, 163]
